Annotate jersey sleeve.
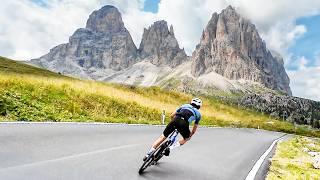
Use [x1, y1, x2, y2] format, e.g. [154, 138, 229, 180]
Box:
[187, 116, 196, 123]
[195, 111, 201, 124]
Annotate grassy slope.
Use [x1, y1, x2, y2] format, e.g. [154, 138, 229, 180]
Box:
[0, 57, 63, 78]
[0, 57, 319, 137]
[267, 136, 320, 179]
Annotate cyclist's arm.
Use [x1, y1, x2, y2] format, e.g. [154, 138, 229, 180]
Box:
[190, 113, 201, 137]
[190, 123, 198, 137]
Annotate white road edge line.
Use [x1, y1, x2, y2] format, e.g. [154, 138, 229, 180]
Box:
[0, 143, 141, 172]
[0, 122, 285, 131]
[0, 121, 167, 127]
[245, 135, 286, 180]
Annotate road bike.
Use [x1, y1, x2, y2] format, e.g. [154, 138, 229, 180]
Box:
[138, 129, 179, 174]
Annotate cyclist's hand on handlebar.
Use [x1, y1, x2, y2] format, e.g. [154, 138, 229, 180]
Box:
[190, 132, 195, 137]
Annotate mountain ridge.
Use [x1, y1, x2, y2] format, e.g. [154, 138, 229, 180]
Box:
[30, 5, 291, 96]
[191, 6, 291, 94]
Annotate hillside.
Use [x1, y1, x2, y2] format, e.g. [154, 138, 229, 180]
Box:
[0, 56, 67, 78]
[0, 57, 319, 137]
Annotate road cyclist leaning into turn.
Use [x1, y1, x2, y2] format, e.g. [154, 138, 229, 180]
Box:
[143, 98, 202, 161]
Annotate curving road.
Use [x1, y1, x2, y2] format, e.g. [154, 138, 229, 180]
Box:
[0, 123, 285, 180]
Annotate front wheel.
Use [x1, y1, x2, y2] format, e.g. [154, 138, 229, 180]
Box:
[138, 140, 170, 174]
[138, 155, 154, 174]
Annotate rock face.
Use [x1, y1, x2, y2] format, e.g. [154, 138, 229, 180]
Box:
[191, 6, 291, 95]
[31, 5, 137, 79]
[139, 20, 187, 67]
[30, 5, 292, 97]
[240, 93, 320, 128]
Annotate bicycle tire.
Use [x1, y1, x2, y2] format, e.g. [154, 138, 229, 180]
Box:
[138, 155, 154, 174]
[154, 142, 169, 162]
[138, 138, 173, 174]
[138, 143, 165, 174]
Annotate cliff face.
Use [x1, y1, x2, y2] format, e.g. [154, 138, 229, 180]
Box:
[139, 20, 188, 67]
[31, 5, 291, 96]
[191, 6, 291, 95]
[31, 5, 137, 79]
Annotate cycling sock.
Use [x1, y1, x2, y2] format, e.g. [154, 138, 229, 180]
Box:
[147, 147, 155, 154]
[169, 141, 181, 150]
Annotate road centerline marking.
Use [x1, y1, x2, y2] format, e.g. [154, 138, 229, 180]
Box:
[0, 143, 141, 172]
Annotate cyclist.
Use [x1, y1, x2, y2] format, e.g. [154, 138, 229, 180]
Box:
[143, 98, 202, 161]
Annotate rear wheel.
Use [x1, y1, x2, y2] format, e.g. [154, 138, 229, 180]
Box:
[154, 141, 170, 163]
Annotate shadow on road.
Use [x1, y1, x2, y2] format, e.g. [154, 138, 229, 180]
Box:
[137, 161, 218, 180]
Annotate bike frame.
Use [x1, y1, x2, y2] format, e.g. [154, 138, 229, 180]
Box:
[168, 129, 179, 146]
[138, 129, 180, 174]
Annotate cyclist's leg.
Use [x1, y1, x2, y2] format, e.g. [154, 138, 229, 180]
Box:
[151, 135, 166, 149]
[170, 118, 191, 149]
[144, 119, 176, 158]
[152, 119, 176, 148]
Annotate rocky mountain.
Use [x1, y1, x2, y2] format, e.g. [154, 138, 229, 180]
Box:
[240, 93, 320, 128]
[27, 5, 320, 128]
[139, 20, 188, 67]
[30, 5, 188, 81]
[191, 6, 291, 95]
[31, 5, 137, 80]
[30, 5, 291, 96]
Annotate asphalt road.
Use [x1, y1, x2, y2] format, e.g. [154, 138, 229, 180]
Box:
[0, 123, 285, 180]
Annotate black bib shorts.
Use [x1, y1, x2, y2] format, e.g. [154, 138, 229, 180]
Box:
[163, 116, 190, 139]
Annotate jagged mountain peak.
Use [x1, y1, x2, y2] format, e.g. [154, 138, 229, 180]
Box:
[86, 5, 125, 33]
[139, 20, 187, 67]
[223, 5, 236, 12]
[31, 5, 137, 78]
[191, 5, 291, 95]
[30, 5, 291, 96]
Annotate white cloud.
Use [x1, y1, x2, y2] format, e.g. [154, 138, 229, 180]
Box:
[1, 0, 320, 101]
[285, 55, 312, 71]
[157, 0, 320, 56]
[122, 8, 157, 48]
[0, 0, 148, 60]
[261, 23, 306, 60]
[288, 67, 320, 101]
[1, 0, 320, 60]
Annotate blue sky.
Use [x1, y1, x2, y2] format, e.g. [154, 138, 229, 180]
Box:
[33, 0, 161, 11]
[31, 0, 47, 7]
[143, 0, 160, 13]
[287, 15, 320, 70]
[29, 0, 320, 68]
[2, 0, 320, 100]
[143, 0, 320, 71]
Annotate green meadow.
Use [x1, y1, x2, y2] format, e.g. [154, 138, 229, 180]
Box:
[0, 56, 319, 137]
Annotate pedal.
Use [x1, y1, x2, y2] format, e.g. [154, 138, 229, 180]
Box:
[143, 156, 148, 161]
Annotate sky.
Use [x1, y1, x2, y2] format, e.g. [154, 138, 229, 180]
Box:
[0, 0, 320, 101]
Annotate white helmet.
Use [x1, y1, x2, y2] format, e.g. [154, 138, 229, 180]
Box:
[191, 98, 202, 109]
